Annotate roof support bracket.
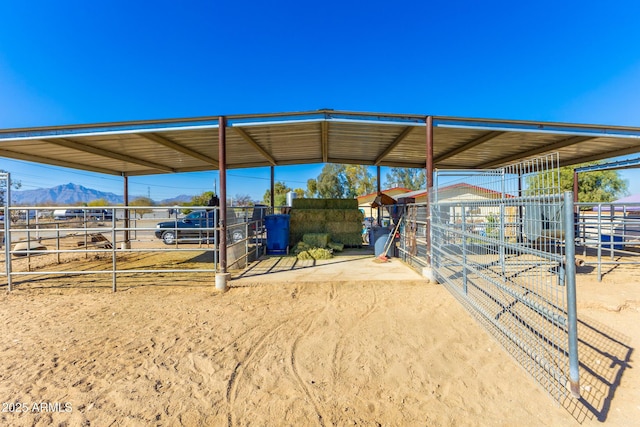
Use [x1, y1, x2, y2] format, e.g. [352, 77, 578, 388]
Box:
[375, 126, 414, 166]
[434, 131, 504, 164]
[479, 135, 595, 168]
[233, 127, 277, 166]
[140, 133, 219, 168]
[43, 137, 175, 172]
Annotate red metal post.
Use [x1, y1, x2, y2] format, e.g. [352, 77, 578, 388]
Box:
[376, 166, 382, 224]
[219, 116, 228, 273]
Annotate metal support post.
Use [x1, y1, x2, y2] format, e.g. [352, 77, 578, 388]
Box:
[3, 173, 12, 291]
[461, 207, 468, 294]
[564, 191, 581, 398]
[123, 174, 130, 248]
[426, 116, 434, 265]
[376, 166, 381, 224]
[218, 116, 228, 274]
[112, 214, 117, 292]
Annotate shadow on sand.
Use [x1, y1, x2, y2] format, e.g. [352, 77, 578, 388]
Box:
[562, 315, 633, 423]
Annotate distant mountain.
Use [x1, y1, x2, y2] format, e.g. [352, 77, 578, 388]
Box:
[159, 195, 194, 205]
[11, 183, 196, 206]
[12, 183, 124, 205]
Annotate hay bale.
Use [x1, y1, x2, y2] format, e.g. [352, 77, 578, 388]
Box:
[293, 198, 357, 210]
[324, 209, 346, 222]
[290, 210, 326, 236]
[289, 231, 304, 247]
[332, 233, 363, 247]
[326, 222, 362, 234]
[345, 210, 365, 222]
[290, 209, 325, 225]
[324, 199, 358, 209]
[297, 247, 333, 260]
[327, 242, 344, 252]
[291, 241, 310, 254]
[292, 198, 327, 209]
[303, 233, 330, 248]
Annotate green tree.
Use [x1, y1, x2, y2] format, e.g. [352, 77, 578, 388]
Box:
[263, 181, 292, 207]
[305, 164, 377, 198]
[306, 178, 318, 197]
[316, 164, 347, 198]
[344, 165, 376, 197]
[526, 162, 628, 203]
[385, 168, 425, 190]
[129, 197, 155, 219]
[189, 191, 217, 207]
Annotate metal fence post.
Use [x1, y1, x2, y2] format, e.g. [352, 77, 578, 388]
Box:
[112, 213, 117, 292]
[2, 173, 11, 291]
[461, 206, 468, 294]
[564, 191, 581, 398]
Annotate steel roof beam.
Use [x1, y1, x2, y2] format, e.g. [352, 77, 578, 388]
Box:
[434, 131, 504, 163]
[0, 148, 119, 175]
[574, 156, 640, 172]
[477, 135, 595, 168]
[139, 133, 219, 168]
[371, 160, 427, 169]
[374, 126, 414, 165]
[559, 145, 640, 168]
[233, 127, 277, 166]
[43, 137, 175, 173]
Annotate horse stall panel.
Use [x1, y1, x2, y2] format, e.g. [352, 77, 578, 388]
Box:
[430, 153, 580, 405]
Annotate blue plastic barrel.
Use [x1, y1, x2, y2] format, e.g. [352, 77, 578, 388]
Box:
[264, 214, 290, 255]
[601, 234, 623, 250]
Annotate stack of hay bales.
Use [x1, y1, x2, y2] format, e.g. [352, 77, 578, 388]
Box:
[290, 198, 364, 248]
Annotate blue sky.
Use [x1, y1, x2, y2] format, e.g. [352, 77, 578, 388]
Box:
[1, 0, 640, 201]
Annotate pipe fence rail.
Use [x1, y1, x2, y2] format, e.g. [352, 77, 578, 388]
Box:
[429, 153, 581, 405]
[575, 202, 640, 281]
[0, 197, 269, 291]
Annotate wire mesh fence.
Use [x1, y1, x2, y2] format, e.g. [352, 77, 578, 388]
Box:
[430, 153, 580, 404]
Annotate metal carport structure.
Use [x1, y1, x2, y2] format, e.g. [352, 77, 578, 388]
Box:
[2, 108, 640, 277]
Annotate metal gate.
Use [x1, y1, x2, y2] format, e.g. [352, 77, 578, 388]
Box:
[429, 154, 580, 403]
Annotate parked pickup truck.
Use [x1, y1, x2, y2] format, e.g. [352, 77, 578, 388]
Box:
[154, 205, 267, 245]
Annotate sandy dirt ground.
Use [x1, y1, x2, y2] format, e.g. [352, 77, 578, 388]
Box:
[0, 249, 638, 426]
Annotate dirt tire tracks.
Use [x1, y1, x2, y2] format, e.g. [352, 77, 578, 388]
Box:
[331, 284, 378, 384]
[289, 305, 329, 427]
[225, 321, 286, 427]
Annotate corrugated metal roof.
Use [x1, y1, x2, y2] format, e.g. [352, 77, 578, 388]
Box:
[1, 109, 639, 176]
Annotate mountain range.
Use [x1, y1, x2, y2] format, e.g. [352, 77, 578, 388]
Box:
[10, 183, 193, 206]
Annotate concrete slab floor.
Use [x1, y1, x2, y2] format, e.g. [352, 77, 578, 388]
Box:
[231, 248, 426, 284]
